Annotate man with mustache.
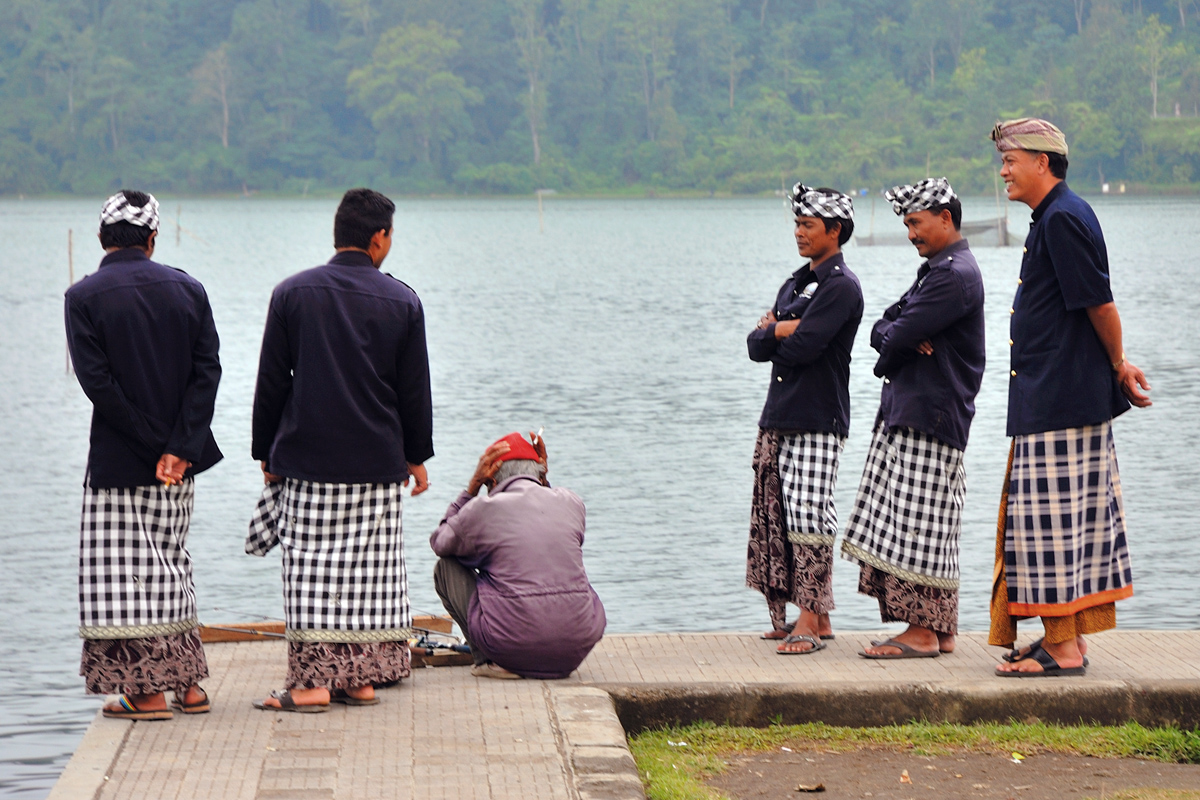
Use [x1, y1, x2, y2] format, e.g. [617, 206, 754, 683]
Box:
[746, 184, 863, 655]
[989, 118, 1151, 677]
[841, 178, 985, 659]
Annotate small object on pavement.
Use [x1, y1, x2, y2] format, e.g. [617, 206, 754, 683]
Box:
[794, 783, 825, 792]
[667, 740, 688, 747]
[1011, 751, 1025, 763]
[900, 769, 912, 784]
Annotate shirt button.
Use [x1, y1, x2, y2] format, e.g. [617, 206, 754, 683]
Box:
[1017, 278, 1023, 285]
[1008, 338, 1014, 346]
[883, 378, 891, 384]
[776, 376, 783, 382]
[1023, 247, 1028, 253]
[1009, 307, 1015, 315]
[1011, 370, 1017, 376]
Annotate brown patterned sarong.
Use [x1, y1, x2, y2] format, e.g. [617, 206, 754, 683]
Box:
[80, 628, 208, 695]
[858, 564, 958, 635]
[747, 428, 835, 630]
[286, 641, 411, 690]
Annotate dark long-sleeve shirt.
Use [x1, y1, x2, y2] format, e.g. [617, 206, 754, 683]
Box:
[1008, 182, 1128, 436]
[251, 250, 433, 483]
[64, 248, 223, 488]
[871, 239, 986, 451]
[747, 253, 864, 435]
[429, 476, 606, 679]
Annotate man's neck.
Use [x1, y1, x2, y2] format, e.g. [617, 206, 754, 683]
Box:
[809, 247, 841, 269]
[1022, 177, 1063, 211]
[335, 246, 381, 268]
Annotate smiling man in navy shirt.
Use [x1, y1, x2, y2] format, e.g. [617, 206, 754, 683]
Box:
[989, 118, 1151, 678]
[841, 177, 985, 660]
[746, 184, 863, 656]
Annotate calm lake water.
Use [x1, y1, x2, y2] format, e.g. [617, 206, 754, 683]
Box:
[1, 195, 1197, 796]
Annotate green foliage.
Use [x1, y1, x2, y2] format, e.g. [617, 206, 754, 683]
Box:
[629, 721, 1200, 800]
[4, 0, 1200, 194]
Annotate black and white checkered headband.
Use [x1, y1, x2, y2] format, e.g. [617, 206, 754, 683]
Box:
[790, 183, 854, 220]
[883, 177, 957, 216]
[99, 191, 160, 230]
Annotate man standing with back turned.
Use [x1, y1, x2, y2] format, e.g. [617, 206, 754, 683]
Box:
[841, 178, 985, 659]
[989, 119, 1151, 677]
[746, 184, 863, 655]
[250, 188, 433, 711]
[67, 190, 222, 720]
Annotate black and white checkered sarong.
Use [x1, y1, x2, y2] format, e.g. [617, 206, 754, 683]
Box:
[840, 424, 965, 590]
[247, 479, 411, 643]
[79, 479, 199, 639]
[778, 432, 844, 547]
[1005, 421, 1132, 614]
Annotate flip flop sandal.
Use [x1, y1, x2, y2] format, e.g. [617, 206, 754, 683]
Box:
[1004, 639, 1089, 667]
[103, 695, 174, 721]
[331, 689, 380, 706]
[764, 623, 834, 640]
[170, 688, 210, 714]
[252, 689, 329, 713]
[860, 638, 940, 659]
[871, 638, 951, 653]
[776, 634, 826, 655]
[995, 644, 1086, 678]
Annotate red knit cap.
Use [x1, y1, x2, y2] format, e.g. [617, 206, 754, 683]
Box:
[493, 432, 540, 462]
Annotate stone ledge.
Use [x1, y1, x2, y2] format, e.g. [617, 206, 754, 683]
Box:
[549, 686, 647, 800]
[596, 679, 1200, 733]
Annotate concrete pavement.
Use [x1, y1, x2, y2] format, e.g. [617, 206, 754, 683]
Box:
[48, 631, 1200, 799]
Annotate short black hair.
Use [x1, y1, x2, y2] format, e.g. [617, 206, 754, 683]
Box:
[334, 188, 395, 250]
[98, 190, 155, 250]
[926, 198, 963, 230]
[1031, 151, 1069, 179]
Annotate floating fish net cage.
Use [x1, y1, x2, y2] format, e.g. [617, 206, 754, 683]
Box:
[856, 218, 1014, 247]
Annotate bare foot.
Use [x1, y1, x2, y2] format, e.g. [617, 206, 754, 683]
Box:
[995, 637, 1084, 674]
[777, 610, 825, 654]
[259, 686, 330, 709]
[863, 625, 939, 657]
[765, 612, 833, 640]
[937, 633, 956, 654]
[178, 685, 207, 706]
[342, 685, 374, 702]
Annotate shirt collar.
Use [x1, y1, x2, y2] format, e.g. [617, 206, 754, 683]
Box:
[795, 251, 846, 282]
[99, 248, 152, 267]
[1030, 181, 1068, 223]
[328, 250, 377, 268]
[923, 237, 971, 271]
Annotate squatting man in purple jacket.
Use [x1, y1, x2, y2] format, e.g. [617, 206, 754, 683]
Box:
[429, 432, 606, 680]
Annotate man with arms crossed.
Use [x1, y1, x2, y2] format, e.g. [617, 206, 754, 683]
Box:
[746, 184, 863, 655]
[249, 188, 433, 710]
[841, 178, 985, 659]
[990, 118, 1151, 677]
[67, 190, 222, 719]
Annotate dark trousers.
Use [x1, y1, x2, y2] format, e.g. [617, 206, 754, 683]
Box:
[433, 557, 487, 666]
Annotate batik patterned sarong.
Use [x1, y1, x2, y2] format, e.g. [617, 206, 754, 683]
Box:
[1005, 421, 1132, 616]
[248, 480, 412, 642]
[79, 479, 200, 639]
[841, 423, 965, 590]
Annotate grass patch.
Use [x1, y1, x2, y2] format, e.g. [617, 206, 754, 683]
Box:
[629, 721, 1200, 800]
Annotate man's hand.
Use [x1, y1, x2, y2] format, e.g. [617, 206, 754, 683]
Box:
[405, 462, 430, 496]
[260, 461, 283, 485]
[157, 454, 192, 486]
[916, 340, 934, 355]
[1117, 361, 1152, 407]
[774, 319, 801, 339]
[757, 310, 777, 330]
[467, 443, 509, 495]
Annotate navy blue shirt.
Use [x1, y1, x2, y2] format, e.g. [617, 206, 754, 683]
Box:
[65, 248, 223, 488]
[871, 239, 986, 451]
[252, 250, 434, 484]
[747, 253, 864, 435]
[1008, 183, 1128, 436]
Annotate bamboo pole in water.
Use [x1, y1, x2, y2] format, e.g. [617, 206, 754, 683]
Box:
[66, 229, 74, 374]
[537, 189, 545, 234]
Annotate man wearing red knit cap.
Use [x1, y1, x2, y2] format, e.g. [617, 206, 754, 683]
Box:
[429, 432, 606, 679]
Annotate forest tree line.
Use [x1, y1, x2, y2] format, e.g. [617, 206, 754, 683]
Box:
[4, 0, 1200, 195]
